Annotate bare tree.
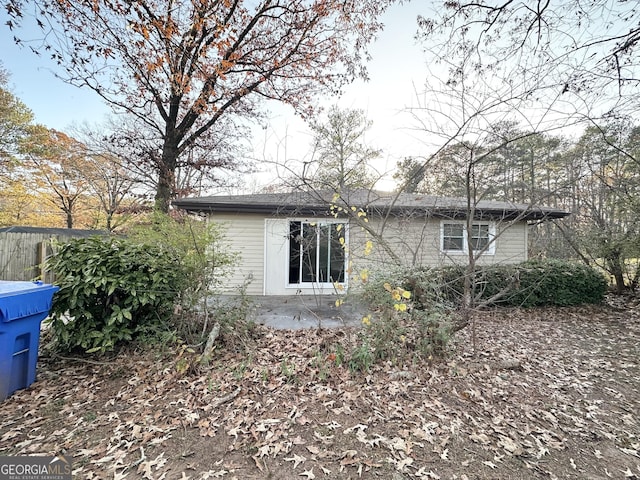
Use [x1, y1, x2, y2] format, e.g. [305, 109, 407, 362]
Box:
[83, 152, 144, 231]
[556, 122, 640, 292]
[101, 114, 250, 198]
[418, 1, 640, 122]
[6, 0, 396, 211]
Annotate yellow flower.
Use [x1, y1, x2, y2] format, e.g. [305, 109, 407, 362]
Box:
[402, 290, 411, 299]
[364, 240, 373, 256]
[383, 282, 392, 292]
[351, 206, 357, 211]
[400, 335, 406, 343]
[359, 269, 369, 283]
[335, 299, 344, 307]
[394, 303, 407, 312]
[392, 291, 401, 301]
[339, 237, 345, 246]
[362, 315, 371, 326]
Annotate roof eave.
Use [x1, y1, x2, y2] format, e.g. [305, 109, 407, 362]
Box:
[173, 200, 569, 222]
[172, 202, 331, 216]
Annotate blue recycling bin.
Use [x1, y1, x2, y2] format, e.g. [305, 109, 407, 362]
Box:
[0, 280, 59, 401]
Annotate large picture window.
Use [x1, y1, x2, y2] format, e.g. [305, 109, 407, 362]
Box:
[288, 221, 347, 286]
[441, 221, 495, 255]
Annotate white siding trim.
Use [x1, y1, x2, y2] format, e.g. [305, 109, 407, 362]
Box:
[263, 218, 268, 295]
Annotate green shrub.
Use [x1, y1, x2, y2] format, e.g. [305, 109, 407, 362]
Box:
[348, 339, 374, 373]
[508, 259, 608, 307]
[47, 236, 187, 353]
[126, 212, 239, 343]
[351, 259, 607, 368]
[434, 259, 608, 307]
[360, 266, 449, 310]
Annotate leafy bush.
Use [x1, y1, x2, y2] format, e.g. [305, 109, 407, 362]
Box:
[126, 212, 239, 341]
[506, 259, 608, 307]
[350, 259, 607, 369]
[46, 214, 240, 354]
[127, 212, 237, 310]
[348, 340, 374, 373]
[434, 259, 608, 307]
[47, 236, 186, 353]
[352, 266, 454, 370]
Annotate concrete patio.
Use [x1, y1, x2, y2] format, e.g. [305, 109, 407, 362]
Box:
[245, 295, 366, 329]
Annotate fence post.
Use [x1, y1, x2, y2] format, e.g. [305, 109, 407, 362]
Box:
[38, 241, 47, 281]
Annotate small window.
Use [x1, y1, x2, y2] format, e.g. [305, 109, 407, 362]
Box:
[470, 224, 490, 250]
[442, 223, 464, 251]
[441, 221, 495, 255]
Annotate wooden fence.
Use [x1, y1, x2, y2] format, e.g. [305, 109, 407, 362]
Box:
[0, 227, 105, 282]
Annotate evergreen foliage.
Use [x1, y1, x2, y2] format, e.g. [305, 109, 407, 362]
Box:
[47, 236, 185, 353]
[434, 260, 608, 307]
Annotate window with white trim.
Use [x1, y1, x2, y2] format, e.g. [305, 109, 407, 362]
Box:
[441, 221, 495, 255]
[288, 220, 347, 286]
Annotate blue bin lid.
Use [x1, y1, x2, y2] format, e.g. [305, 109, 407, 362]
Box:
[0, 281, 59, 323]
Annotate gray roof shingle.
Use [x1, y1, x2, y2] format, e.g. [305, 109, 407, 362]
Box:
[172, 189, 569, 221]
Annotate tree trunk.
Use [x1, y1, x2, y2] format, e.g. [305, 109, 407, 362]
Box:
[610, 263, 626, 294]
[156, 132, 179, 213]
[64, 199, 74, 228]
[630, 263, 640, 292]
[606, 254, 626, 294]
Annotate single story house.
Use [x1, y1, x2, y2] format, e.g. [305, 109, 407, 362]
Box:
[173, 189, 569, 296]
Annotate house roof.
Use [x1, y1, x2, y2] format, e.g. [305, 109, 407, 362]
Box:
[172, 189, 570, 221]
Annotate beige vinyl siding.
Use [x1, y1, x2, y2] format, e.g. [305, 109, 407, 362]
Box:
[349, 217, 528, 272]
[210, 213, 265, 295]
[490, 221, 528, 264]
[209, 212, 529, 296]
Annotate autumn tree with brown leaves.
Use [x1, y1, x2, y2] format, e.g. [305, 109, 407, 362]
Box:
[20, 127, 91, 228]
[6, 0, 395, 211]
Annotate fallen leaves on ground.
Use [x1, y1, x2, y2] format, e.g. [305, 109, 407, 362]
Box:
[1, 299, 639, 479]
